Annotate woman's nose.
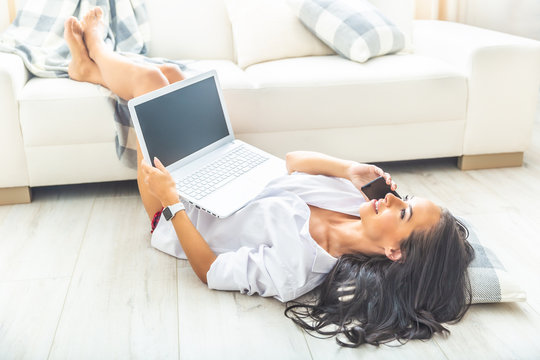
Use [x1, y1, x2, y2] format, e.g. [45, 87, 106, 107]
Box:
[385, 193, 404, 206]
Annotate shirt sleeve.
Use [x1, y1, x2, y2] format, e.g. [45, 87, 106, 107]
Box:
[206, 244, 296, 302]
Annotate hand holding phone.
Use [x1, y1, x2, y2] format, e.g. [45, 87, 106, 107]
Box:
[360, 176, 401, 200]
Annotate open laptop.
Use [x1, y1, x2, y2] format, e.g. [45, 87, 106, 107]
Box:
[127, 70, 285, 218]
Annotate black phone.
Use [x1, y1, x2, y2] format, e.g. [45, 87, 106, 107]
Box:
[360, 176, 401, 200]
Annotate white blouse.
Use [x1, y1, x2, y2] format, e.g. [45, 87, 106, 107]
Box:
[151, 168, 366, 302]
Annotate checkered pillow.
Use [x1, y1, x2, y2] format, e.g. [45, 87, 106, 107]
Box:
[459, 217, 526, 304]
[288, 0, 405, 62]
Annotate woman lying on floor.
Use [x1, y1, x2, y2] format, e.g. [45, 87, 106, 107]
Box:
[65, 7, 475, 348]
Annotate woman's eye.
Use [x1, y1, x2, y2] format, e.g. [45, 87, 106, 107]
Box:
[404, 195, 410, 201]
[400, 209, 406, 219]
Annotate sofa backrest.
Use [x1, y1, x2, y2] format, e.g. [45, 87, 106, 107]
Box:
[145, 0, 235, 61]
[3, 0, 414, 61]
[144, 0, 414, 62]
[369, 0, 415, 47]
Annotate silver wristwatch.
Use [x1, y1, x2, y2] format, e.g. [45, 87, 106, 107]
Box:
[163, 202, 185, 221]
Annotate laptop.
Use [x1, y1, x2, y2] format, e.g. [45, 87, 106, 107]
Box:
[127, 70, 285, 218]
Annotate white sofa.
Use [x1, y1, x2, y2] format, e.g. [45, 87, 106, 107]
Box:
[2, 0, 540, 205]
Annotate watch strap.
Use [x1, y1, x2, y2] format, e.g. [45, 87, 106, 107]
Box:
[163, 202, 185, 221]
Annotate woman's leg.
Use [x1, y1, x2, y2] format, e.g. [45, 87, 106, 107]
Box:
[65, 17, 184, 89]
[156, 63, 185, 84]
[65, 8, 185, 221]
[81, 7, 172, 100]
[65, 11, 185, 94]
[64, 17, 104, 85]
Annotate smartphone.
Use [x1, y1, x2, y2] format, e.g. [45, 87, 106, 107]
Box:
[360, 176, 401, 200]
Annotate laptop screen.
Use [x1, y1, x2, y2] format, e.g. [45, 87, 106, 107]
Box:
[134, 76, 230, 167]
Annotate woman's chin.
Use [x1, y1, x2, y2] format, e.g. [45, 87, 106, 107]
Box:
[358, 201, 373, 220]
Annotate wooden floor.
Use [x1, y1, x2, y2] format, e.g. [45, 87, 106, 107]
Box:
[2, 103, 540, 359]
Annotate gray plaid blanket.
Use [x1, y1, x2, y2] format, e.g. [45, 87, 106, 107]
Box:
[0, 0, 189, 169]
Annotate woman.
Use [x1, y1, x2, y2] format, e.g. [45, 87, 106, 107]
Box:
[66, 7, 475, 347]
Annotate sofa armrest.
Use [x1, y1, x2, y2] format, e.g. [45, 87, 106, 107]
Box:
[0, 52, 31, 188]
[414, 20, 540, 155]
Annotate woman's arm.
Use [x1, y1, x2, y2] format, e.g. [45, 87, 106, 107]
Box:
[286, 151, 397, 193]
[169, 211, 217, 283]
[285, 151, 357, 179]
[141, 158, 216, 284]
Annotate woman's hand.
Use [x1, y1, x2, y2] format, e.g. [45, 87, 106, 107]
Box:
[140, 157, 179, 207]
[347, 163, 397, 194]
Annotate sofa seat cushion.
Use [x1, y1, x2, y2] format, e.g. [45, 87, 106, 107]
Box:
[18, 60, 250, 148]
[19, 78, 117, 147]
[186, 60, 255, 89]
[230, 54, 467, 134]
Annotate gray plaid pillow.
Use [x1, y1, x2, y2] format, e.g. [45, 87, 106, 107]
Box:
[459, 217, 526, 304]
[289, 0, 405, 62]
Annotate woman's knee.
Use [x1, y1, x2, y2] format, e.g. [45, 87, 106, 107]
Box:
[134, 66, 169, 96]
[158, 64, 185, 84]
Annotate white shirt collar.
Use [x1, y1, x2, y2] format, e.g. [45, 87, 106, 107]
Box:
[311, 244, 338, 273]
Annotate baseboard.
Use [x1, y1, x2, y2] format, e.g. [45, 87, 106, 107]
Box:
[0, 186, 32, 205]
[458, 152, 524, 170]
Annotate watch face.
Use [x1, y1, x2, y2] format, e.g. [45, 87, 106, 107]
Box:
[163, 207, 173, 221]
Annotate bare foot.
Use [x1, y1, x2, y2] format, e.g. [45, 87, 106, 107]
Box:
[81, 7, 108, 61]
[64, 16, 102, 84]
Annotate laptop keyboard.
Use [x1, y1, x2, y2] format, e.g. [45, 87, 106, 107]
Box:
[176, 146, 269, 200]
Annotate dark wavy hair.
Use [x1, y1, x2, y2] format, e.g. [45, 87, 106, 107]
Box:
[285, 208, 475, 347]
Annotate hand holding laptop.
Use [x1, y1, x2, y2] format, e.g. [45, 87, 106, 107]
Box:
[140, 157, 179, 207]
[128, 70, 285, 218]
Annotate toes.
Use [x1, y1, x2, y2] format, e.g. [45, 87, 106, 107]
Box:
[64, 17, 75, 31]
[87, 6, 101, 20]
[64, 16, 84, 39]
[64, 17, 75, 38]
[83, 8, 94, 22]
[72, 18, 83, 34]
[82, 6, 102, 25]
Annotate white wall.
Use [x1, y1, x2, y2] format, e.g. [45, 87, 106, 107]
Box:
[0, 0, 10, 32]
[415, 0, 540, 41]
[464, 0, 540, 41]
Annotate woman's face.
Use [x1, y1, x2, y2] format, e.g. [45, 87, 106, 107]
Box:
[359, 194, 441, 260]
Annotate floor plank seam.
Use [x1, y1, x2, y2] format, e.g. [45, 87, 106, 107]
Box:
[525, 302, 540, 317]
[432, 337, 452, 360]
[301, 330, 315, 360]
[45, 197, 97, 360]
[176, 259, 181, 360]
[0, 276, 71, 284]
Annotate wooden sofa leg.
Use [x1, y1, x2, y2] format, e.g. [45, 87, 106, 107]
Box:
[458, 152, 524, 170]
[0, 186, 32, 205]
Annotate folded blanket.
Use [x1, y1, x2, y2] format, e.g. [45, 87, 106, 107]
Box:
[0, 0, 189, 169]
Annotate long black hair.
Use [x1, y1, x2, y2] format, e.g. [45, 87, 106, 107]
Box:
[285, 209, 475, 347]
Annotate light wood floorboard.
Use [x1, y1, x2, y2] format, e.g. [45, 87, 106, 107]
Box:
[176, 267, 312, 360]
[47, 195, 179, 359]
[0, 278, 70, 359]
[303, 328, 447, 360]
[0, 204, 12, 228]
[0, 187, 93, 281]
[434, 302, 540, 359]
[0, 101, 539, 358]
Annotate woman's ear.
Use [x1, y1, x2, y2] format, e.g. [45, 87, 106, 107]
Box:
[384, 247, 402, 261]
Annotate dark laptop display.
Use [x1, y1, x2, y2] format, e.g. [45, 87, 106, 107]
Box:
[134, 77, 230, 167]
